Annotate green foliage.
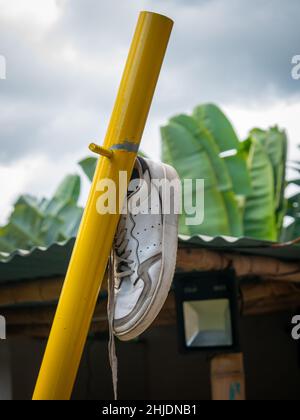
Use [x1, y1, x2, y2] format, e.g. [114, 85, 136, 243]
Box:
[78, 157, 97, 182]
[0, 104, 293, 259]
[282, 154, 300, 241]
[192, 104, 239, 151]
[283, 193, 300, 240]
[0, 150, 149, 257]
[0, 175, 83, 255]
[242, 137, 277, 241]
[161, 104, 288, 241]
[250, 127, 288, 232]
[161, 112, 245, 237]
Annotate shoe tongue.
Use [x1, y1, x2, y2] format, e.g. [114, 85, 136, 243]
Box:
[127, 168, 140, 198]
[127, 157, 145, 199]
[127, 176, 150, 214]
[131, 168, 140, 180]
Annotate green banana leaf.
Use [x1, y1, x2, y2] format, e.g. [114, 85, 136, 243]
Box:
[243, 137, 277, 241]
[0, 224, 26, 253]
[193, 104, 251, 197]
[0, 175, 83, 256]
[285, 192, 300, 217]
[79, 157, 97, 182]
[250, 127, 287, 232]
[170, 114, 233, 192]
[161, 117, 243, 237]
[39, 175, 81, 216]
[57, 205, 83, 238]
[282, 220, 300, 241]
[222, 150, 252, 197]
[160, 105, 255, 237]
[282, 192, 300, 241]
[54, 174, 81, 203]
[193, 104, 240, 152]
[0, 102, 292, 260]
[9, 199, 45, 246]
[282, 190, 300, 241]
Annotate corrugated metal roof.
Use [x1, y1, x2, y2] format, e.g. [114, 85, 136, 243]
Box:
[0, 235, 299, 283]
[179, 235, 300, 261]
[0, 239, 75, 283]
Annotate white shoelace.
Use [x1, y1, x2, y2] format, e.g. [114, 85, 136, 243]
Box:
[107, 230, 134, 400]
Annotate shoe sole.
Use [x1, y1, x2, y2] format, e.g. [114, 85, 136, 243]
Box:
[115, 163, 180, 341]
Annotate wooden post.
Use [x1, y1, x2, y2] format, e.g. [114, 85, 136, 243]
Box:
[211, 353, 246, 401]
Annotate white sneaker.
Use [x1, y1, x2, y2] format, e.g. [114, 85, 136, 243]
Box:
[110, 157, 180, 341]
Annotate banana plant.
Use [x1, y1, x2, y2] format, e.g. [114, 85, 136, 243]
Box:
[0, 175, 83, 257]
[0, 151, 148, 258]
[161, 104, 251, 237]
[249, 127, 288, 233]
[161, 104, 287, 241]
[282, 152, 300, 241]
[0, 104, 292, 260]
[78, 157, 97, 182]
[242, 137, 277, 241]
[283, 192, 300, 240]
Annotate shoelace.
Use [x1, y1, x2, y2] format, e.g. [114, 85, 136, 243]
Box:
[114, 228, 134, 287]
[107, 229, 135, 400]
[107, 254, 118, 400]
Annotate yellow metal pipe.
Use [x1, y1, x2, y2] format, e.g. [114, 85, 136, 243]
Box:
[33, 11, 173, 400]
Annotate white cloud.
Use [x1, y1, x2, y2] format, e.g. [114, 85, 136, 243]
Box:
[0, 0, 300, 224]
[0, 0, 62, 28]
[223, 100, 300, 161]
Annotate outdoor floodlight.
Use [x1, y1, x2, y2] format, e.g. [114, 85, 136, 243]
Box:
[174, 270, 240, 352]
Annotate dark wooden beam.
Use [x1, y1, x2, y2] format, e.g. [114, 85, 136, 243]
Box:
[3, 281, 300, 338]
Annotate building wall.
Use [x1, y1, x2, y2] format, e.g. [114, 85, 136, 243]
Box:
[0, 343, 12, 400]
[5, 311, 300, 400]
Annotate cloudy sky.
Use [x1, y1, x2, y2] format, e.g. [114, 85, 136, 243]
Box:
[0, 0, 300, 223]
